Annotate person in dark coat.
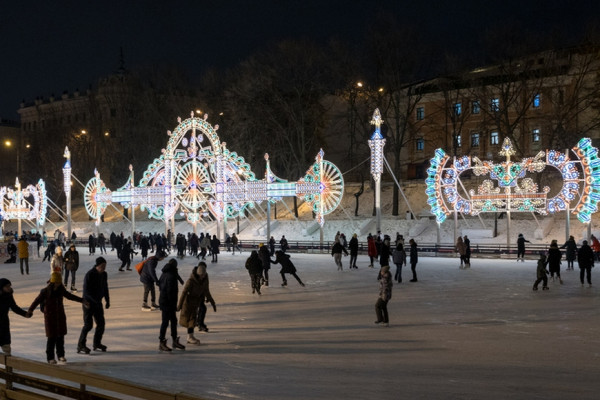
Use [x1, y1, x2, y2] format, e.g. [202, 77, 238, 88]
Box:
[375, 265, 393, 326]
[210, 235, 220, 263]
[140, 250, 166, 310]
[140, 234, 150, 260]
[279, 235, 289, 253]
[379, 237, 391, 267]
[158, 259, 185, 352]
[63, 244, 79, 292]
[409, 239, 418, 282]
[392, 242, 405, 283]
[119, 239, 135, 271]
[271, 250, 305, 287]
[463, 235, 471, 267]
[0, 278, 31, 355]
[367, 234, 378, 268]
[577, 240, 595, 287]
[77, 257, 110, 354]
[4, 242, 16, 263]
[560, 236, 578, 270]
[268, 236, 276, 256]
[245, 250, 264, 295]
[42, 241, 56, 262]
[547, 240, 563, 284]
[331, 239, 348, 270]
[258, 243, 271, 286]
[517, 233, 530, 262]
[177, 262, 216, 344]
[27, 272, 86, 364]
[88, 234, 96, 256]
[533, 253, 549, 291]
[348, 234, 359, 269]
[97, 233, 107, 254]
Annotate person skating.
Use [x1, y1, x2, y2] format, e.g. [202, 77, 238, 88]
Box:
[271, 250, 305, 287]
[348, 233, 359, 269]
[63, 244, 80, 292]
[231, 233, 242, 254]
[17, 237, 29, 275]
[392, 241, 405, 283]
[456, 236, 467, 269]
[547, 240, 563, 284]
[463, 235, 471, 268]
[533, 253, 549, 291]
[27, 272, 88, 364]
[517, 234, 530, 262]
[0, 278, 32, 355]
[158, 259, 185, 352]
[367, 234, 377, 268]
[177, 262, 216, 344]
[577, 240, 594, 287]
[331, 239, 348, 271]
[258, 243, 271, 286]
[245, 250, 264, 295]
[77, 257, 110, 354]
[375, 265, 393, 326]
[50, 246, 64, 274]
[279, 235, 289, 253]
[139, 250, 166, 311]
[118, 239, 135, 271]
[560, 236, 578, 270]
[409, 239, 418, 282]
[210, 235, 220, 263]
[379, 236, 391, 268]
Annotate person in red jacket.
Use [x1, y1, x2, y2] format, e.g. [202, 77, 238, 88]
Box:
[367, 233, 378, 268]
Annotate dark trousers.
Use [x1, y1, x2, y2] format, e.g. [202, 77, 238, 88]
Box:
[19, 258, 29, 274]
[281, 272, 303, 285]
[78, 305, 105, 347]
[250, 273, 262, 292]
[580, 267, 592, 284]
[411, 263, 418, 280]
[159, 307, 178, 341]
[350, 254, 357, 268]
[533, 276, 548, 289]
[375, 298, 389, 323]
[63, 269, 76, 287]
[394, 263, 402, 282]
[143, 282, 156, 303]
[197, 302, 207, 328]
[517, 249, 525, 259]
[46, 336, 65, 361]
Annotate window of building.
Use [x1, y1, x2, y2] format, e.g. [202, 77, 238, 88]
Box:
[490, 131, 499, 145]
[533, 94, 541, 108]
[472, 101, 480, 114]
[416, 107, 424, 120]
[471, 133, 480, 147]
[490, 98, 500, 112]
[453, 103, 461, 116]
[416, 138, 424, 151]
[532, 128, 540, 142]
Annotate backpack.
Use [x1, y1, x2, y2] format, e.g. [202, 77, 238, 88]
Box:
[135, 259, 147, 275]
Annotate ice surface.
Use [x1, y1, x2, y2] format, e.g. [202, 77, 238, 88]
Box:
[4, 249, 600, 400]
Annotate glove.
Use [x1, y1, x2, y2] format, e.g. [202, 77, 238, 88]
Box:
[105, 301, 110, 309]
[212, 303, 217, 312]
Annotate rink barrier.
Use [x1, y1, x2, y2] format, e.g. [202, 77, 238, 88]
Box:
[0, 354, 203, 400]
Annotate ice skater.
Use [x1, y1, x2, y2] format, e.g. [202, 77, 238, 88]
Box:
[348, 233, 359, 269]
[456, 236, 467, 269]
[547, 240, 563, 284]
[177, 262, 217, 344]
[533, 253, 549, 291]
[409, 239, 418, 282]
[577, 240, 594, 287]
[272, 250, 305, 287]
[245, 250, 264, 295]
[375, 265, 393, 326]
[560, 236, 578, 270]
[392, 241, 405, 283]
[367, 234, 377, 268]
[158, 259, 185, 352]
[77, 257, 110, 354]
[0, 278, 32, 355]
[517, 233, 530, 262]
[331, 239, 348, 270]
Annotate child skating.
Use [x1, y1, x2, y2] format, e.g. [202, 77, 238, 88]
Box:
[533, 254, 549, 291]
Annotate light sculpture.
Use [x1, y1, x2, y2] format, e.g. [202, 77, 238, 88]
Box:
[83, 111, 344, 229]
[368, 108, 385, 232]
[426, 137, 600, 224]
[0, 178, 48, 232]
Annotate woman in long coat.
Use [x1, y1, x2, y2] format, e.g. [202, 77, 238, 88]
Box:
[28, 272, 85, 364]
[547, 240, 563, 284]
[272, 250, 305, 287]
[177, 262, 216, 344]
[51, 246, 64, 274]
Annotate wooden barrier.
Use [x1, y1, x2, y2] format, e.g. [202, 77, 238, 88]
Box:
[0, 355, 203, 400]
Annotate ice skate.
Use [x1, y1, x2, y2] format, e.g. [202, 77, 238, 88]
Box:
[542, 286, 549, 290]
[159, 339, 172, 352]
[187, 334, 200, 345]
[172, 337, 186, 350]
[77, 345, 91, 354]
[142, 303, 152, 311]
[94, 344, 107, 352]
[151, 302, 160, 310]
[70, 286, 77, 292]
[58, 357, 67, 364]
[533, 287, 538, 291]
[1, 344, 11, 355]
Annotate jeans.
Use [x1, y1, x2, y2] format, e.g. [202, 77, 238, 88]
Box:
[143, 282, 156, 303]
[394, 263, 402, 282]
[63, 269, 76, 287]
[19, 258, 29, 274]
[375, 298, 389, 323]
[580, 267, 592, 284]
[46, 336, 65, 361]
[159, 307, 178, 341]
[78, 304, 105, 347]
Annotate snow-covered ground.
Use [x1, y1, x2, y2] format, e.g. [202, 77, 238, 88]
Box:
[3, 249, 600, 400]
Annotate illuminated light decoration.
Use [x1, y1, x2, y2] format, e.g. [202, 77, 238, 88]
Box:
[83, 111, 344, 227]
[0, 178, 48, 227]
[62, 147, 72, 195]
[368, 109, 385, 178]
[425, 137, 600, 222]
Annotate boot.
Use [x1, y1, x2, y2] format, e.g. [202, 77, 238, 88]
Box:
[172, 336, 186, 350]
[1, 344, 11, 355]
[187, 333, 200, 345]
[159, 339, 172, 352]
[77, 345, 91, 354]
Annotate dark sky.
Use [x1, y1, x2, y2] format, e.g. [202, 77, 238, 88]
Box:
[1, 0, 599, 120]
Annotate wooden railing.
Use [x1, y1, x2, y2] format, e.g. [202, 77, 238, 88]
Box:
[0, 355, 203, 400]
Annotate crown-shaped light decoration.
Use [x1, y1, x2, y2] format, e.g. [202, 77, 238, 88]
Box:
[83, 111, 344, 227]
[426, 137, 600, 224]
[0, 178, 48, 227]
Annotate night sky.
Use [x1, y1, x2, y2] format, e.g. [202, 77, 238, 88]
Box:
[1, 0, 599, 120]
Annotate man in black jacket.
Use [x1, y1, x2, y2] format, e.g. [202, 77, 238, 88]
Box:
[77, 257, 110, 354]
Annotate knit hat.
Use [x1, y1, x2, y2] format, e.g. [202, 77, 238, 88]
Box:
[95, 257, 107, 266]
[50, 272, 62, 283]
[0, 278, 11, 289]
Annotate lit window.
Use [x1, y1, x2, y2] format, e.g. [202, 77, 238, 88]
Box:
[533, 94, 541, 108]
[490, 131, 499, 145]
[416, 107, 425, 120]
[532, 129, 540, 142]
[416, 138, 424, 151]
[471, 133, 480, 147]
[453, 103, 462, 116]
[490, 98, 500, 112]
[472, 101, 480, 114]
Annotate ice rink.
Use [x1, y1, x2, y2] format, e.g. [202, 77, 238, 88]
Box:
[3, 249, 600, 400]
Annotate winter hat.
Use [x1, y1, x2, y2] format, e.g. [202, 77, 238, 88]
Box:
[259, 243, 264, 247]
[95, 257, 107, 266]
[0, 278, 11, 289]
[50, 272, 62, 283]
